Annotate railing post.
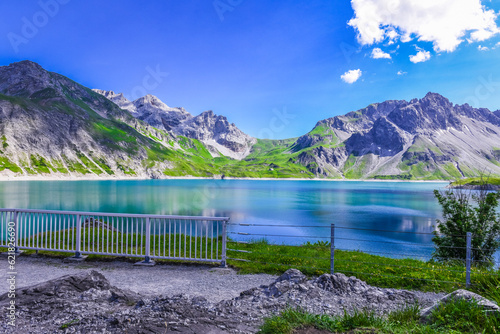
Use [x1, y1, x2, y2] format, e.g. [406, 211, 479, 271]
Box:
[466, 232, 472, 288]
[330, 223, 335, 275]
[74, 214, 82, 258]
[134, 217, 155, 266]
[144, 217, 151, 263]
[221, 219, 228, 267]
[13, 210, 19, 254]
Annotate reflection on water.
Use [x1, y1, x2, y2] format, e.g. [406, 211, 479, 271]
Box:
[0, 180, 453, 259]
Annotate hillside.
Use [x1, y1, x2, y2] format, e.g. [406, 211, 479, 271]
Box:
[1, 60, 500, 180]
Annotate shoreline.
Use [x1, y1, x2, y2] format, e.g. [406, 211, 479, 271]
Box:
[0, 174, 450, 183]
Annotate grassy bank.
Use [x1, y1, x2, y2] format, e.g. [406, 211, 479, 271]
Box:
[259, 302, 500, 334]
[450, 177, 500, 187]
[227, 240, 500, 303]
[3, 230, 500, 303]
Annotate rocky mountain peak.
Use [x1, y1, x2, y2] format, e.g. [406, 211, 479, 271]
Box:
[94, 88, 256, 160]
[0, 60, 54, 97]
[8, 60, 44, 71]
[419, 92, 453, 108]
[134, 94, 170, 109]
[176, 110, 256, 159]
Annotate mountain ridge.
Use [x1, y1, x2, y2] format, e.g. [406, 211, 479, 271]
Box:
[1, 60, 500, 180]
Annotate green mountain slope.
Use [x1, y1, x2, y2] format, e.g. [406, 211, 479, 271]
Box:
[1, 61, 500, 180]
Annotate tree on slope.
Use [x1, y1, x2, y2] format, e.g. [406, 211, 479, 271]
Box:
[432, 183, 500, 266]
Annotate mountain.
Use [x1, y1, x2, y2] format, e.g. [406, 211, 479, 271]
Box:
[0, 60, 215, 178]
[1, 60, 500, 180]
[93, 90, 256, 159]
[290, 92, 500, 179]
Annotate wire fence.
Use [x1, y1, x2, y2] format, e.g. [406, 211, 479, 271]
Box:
[226, 223, 500, 290]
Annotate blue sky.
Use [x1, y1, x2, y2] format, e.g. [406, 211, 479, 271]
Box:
[1, 0, 500, 139]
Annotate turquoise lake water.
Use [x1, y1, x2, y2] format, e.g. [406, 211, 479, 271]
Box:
[0, 179, 453, 260]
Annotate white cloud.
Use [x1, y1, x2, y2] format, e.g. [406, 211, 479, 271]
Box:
[371, 47, 391, 59]
[341, 69, 363, 84]
[348, 0, 500, 52]
[478, 45, 489, 51]
[397, 70, 407, 75]
[409, 47, 431, 63]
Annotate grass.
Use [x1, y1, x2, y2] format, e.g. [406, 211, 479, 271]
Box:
[0, 155, 22, 173]
[5, 228, 500, 299]
[451, 177, 500, 187]
[259, 299, 500, 334]
[76, 152, 104, 175]
[61, 154, 90, 174]
[227, 240, 500, 300]
[3, 227, 500, 333]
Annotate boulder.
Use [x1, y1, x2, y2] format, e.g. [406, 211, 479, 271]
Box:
[420, 289, 500, 323]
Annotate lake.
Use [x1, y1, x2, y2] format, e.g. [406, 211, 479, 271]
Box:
[0, 179, 453, 260]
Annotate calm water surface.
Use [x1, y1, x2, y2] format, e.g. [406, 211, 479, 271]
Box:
[0, 180, 452, 259]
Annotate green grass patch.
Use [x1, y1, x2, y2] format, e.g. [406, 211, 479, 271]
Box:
[0, 155, 22, 173]
[50, 159, 69, 174]
[61, 154, 90, 174]
[76, 152, 103, 175]
[29, 87, 60, 100]
[92, 123, 136, 143]
[259, 300, 500, 334]
[344, 154, 367, 179]
[451, 177, 500, 187]
[227, 240, 500, 295]
[30, 154, 56, 174]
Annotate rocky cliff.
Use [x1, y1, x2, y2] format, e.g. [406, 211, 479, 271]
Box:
[1, 60, 500, 180]
[93, 90, 256, 160]
[291, 93, 500, 179]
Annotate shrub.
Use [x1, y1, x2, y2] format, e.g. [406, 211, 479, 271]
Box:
[432, 182, 500, 265]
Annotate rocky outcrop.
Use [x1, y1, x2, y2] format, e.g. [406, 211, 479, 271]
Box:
[2, 60, 500, 179]
[94, 90, 256, 160]
[420, 289, 500, 323]
[132, 94, 191, 131]
[0, 61, 177, 178]
[291, 92, 500, 179]
[176, 110, 256, 159]
[0, 269, 443, 334]
[296, 146, 347, 176]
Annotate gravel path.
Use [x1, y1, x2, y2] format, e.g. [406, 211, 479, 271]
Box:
[0, 254, 277, 303]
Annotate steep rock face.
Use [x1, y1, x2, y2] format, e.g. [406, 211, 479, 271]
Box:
[346, 117, 409, 156]
[290, 92, 500, 179]
[293, 99, 408, 152]
[0, 61, 176, 178]
[132, 94, 192, 131]
[296, 146, 347, 176]
[94, 90, 256, 160]
[92, 90, 192, 130]
[387, 93, 463, 134]
[91, 90, 136, 114]
[176, 110, 256, 159]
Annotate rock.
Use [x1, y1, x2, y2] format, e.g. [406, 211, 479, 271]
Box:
[420, 289, 500, 323]
[276, 268, 307, 284]
[0, 268, 447, 333]
[94, 90, 256, 160]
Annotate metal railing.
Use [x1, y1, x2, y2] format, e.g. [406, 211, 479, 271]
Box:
[0, 209, 229, 266]
[226, 223, 500, 289]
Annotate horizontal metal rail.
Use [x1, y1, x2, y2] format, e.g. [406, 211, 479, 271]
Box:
[0, 208, 229, 266]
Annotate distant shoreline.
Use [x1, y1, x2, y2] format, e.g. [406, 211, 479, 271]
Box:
[0, 174, 449, 183]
